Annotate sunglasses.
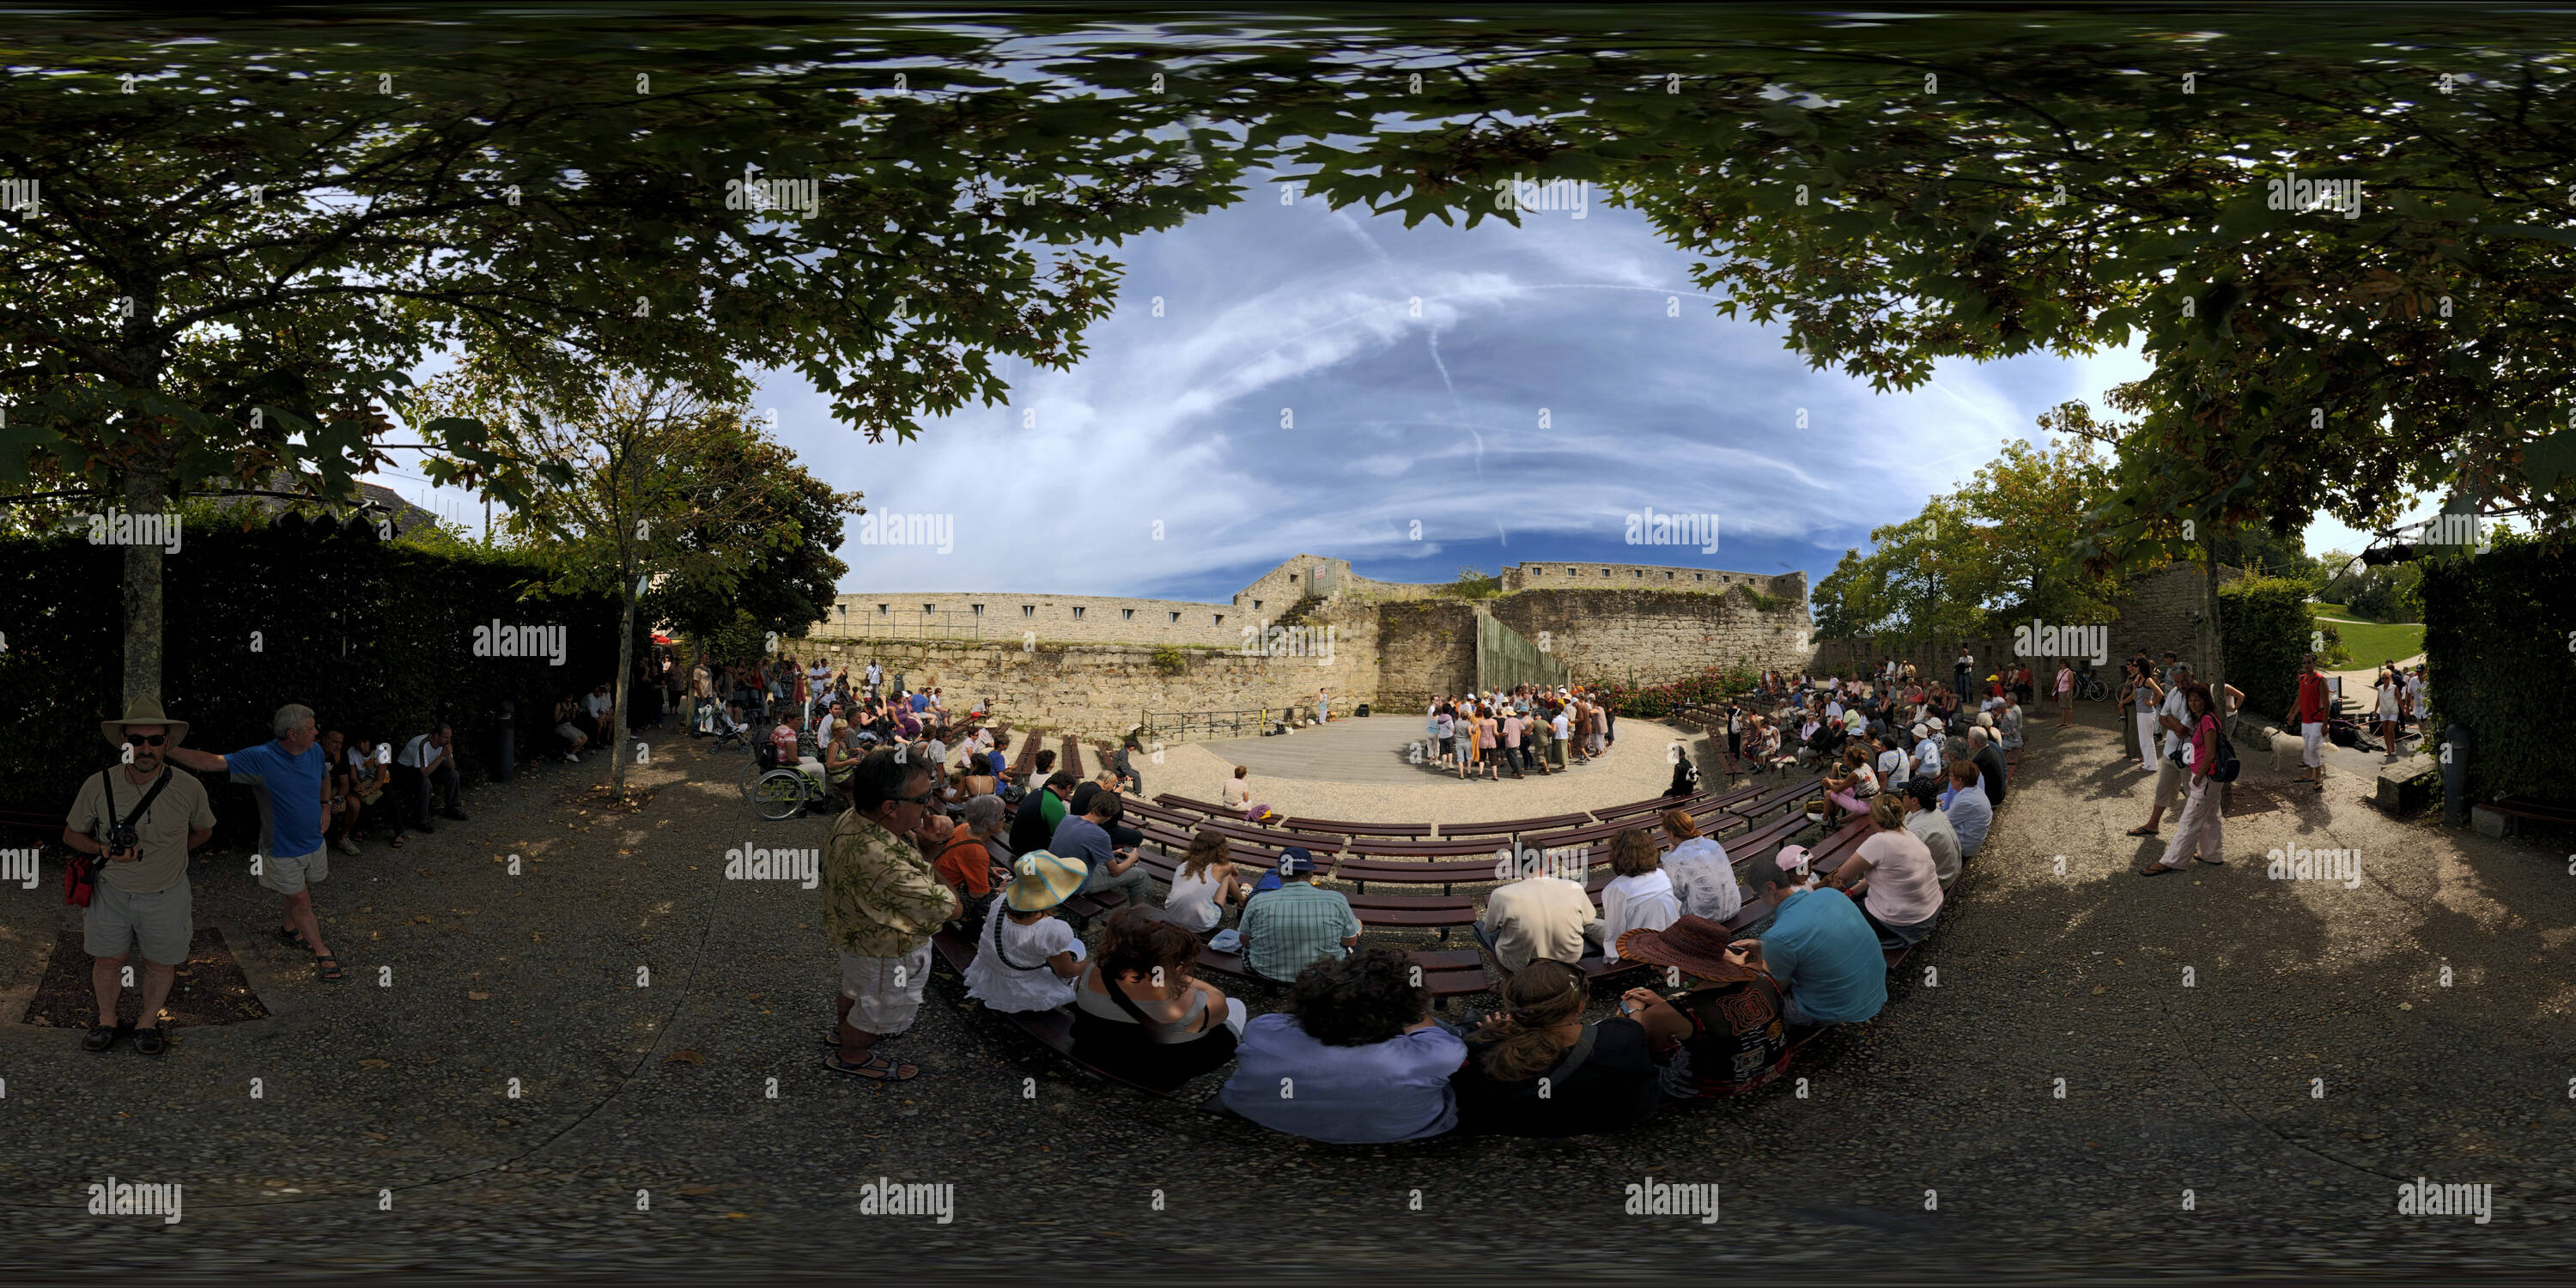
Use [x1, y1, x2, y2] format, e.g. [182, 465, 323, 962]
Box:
[124, 733, 167, 747]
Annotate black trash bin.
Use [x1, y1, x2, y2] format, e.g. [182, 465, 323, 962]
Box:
[492, 700, 516, 783]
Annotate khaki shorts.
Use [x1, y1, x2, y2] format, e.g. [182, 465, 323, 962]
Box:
[839, 945, 933, 1036]
[260, 845, 328, 897]
[2153, 755, 2184, 815]
[85, 875, 193, 965]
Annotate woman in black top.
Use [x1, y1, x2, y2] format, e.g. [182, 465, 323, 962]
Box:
[1452, 961, 1661, 1137]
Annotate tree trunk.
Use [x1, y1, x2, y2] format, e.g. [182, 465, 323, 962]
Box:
[611, 580, 635, 800]
[119, 455, 172, 708]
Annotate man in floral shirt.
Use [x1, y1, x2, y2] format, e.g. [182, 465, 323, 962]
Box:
[822, 749, 957, 1082]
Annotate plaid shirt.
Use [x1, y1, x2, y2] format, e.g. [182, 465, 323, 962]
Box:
[821, 811, 958, 958]
[1240, 881, 1361, 981]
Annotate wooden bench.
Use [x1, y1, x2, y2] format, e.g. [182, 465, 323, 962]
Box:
[1329, 856, 1510, 894]
[2481, 796, 2576, 834]
[1155, 793, 1242, 817]
[1282, 817, 1436, 838]
[1436, 812, 1594, 838]
[1193, 817, 1347, 854]
[1193, 944, 1489, 1007]
[1343, 891, 1479, 939]
[1346, 835, 1522, 859]
[1125, 798, 1204, 828]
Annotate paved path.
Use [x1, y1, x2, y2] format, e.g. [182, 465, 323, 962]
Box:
[3, 701, 2570, 1277]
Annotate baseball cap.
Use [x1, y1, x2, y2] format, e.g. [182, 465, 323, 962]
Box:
[1277, 848, 1318, 876]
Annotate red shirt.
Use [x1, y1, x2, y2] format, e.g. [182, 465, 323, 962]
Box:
[2295, 671, 2327, 724]
[935, 835, 994, 896]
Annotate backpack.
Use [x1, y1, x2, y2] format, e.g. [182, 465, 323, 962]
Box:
[2208, 724, 2242, 783]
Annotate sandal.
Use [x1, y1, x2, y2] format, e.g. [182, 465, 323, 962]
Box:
[276, 926, 310, 951]
[389, 834, 407, 849]
[2124, 825, 2158, 837]
[313, 956, 347, 983]
[132, 1026, 167, 1056]
[2139, 862, 2182, 877]
[822, 1051, 920, 1081]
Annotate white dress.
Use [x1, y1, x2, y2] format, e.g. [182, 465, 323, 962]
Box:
[1597, 870, 1683, 963]
[2375, 681, 2400, 720]
[963, 910, 1084, 1012]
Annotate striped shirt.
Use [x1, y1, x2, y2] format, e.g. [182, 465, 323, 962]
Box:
[1240, 881, 1361, 981]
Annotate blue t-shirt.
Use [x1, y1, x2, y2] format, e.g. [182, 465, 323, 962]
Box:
[228, 740, 328, 859]
[1220, 1014, 1466, 1144]
[1760, 889, 1887, 1024]
[909, 693, 931, 713]
[987, 749, 1008, 776]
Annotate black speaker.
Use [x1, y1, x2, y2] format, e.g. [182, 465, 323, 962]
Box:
[1354, 702, 1371, 718]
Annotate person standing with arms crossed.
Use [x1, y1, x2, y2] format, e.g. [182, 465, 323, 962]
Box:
[2293, 653, 2330, 791]
[166, 704, 345, 982]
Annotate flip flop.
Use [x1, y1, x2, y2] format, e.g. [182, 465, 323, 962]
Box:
[2124, 826, 2158, 837]
[2139, 862, 2181, 877]
[822, 1051, 919, 1081]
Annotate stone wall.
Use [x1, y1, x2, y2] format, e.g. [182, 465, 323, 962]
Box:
[792, 636, 1354, 741]
[823, 592, 1250, 647]
[1489, 586, 1813, 688]
[1504, 562, 1807, 599]
[1374, 598, 1478, 709]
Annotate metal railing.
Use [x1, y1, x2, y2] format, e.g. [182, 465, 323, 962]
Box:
[1144, 707, 1301, 744]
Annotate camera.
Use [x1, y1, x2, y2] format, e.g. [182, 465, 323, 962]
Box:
[104, 822, 139, 856]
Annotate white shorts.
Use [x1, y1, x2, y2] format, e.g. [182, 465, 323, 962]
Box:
[84, 876, 193, 965]
[2301, 722, 2324, 768]
[840, 944, 933, 1036]
[259, 845, 328, 897]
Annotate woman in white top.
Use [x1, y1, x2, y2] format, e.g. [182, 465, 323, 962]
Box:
[2374, 666, 2403, 759]
[1830, 796, 1944, 949]
[1656, 809, 1741, 924]
[1998, 698, 2024, 752]
[1164, 829, 1251, 933]
[963, 851, 1089, 1013]
[1595, 829, 1682, 964]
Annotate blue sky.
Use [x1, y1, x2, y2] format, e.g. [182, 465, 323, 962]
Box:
[374, 175, 2406, 603]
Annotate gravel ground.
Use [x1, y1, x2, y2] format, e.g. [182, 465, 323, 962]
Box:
[2, 702, 2571, 1283]
[1153, 718, 1681, 826]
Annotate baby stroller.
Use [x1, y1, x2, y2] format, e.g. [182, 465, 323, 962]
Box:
[709, 705, 751, 751]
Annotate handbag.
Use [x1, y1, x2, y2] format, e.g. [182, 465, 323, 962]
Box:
[69, 766, 173, 908]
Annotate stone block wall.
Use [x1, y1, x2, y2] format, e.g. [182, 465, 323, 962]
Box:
[824, 592, 1248, 647]
[792, 637, 1356, 742]
[1488, 586, 1814, 688]
[1504, 562, 1807, 599]
[1374, 598, 1478, 708]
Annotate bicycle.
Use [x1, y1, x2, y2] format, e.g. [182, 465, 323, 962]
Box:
[2075, 670, 2111, 702]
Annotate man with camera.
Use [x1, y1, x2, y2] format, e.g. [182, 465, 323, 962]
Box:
[64, 697, 216, 1054]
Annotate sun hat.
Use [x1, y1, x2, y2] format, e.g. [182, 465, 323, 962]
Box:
[1615, 914, 1759, 984]
[1002, 850, 1087, 912]
[102, 695, 188, 749]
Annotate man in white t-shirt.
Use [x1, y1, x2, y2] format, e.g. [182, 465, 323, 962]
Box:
[397, 724, 467, 832]
[863, 660, 882, 697]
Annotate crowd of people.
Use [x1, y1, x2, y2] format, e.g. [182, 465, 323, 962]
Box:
[1419, 686, 1618, 780]
[808, 659, 2014, 1144]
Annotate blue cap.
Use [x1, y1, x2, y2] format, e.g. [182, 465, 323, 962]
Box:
[1278, 848, 1317, 876]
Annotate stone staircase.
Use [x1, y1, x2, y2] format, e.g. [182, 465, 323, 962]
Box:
[1272, 591, 1328, 629]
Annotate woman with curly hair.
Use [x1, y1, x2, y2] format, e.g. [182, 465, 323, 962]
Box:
[1218, 946, 1467, 1144]
[1451, 960, 1661, 1137]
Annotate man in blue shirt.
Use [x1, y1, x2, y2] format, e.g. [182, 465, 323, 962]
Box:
[167, 702, 344, 983]
[1220, 946, 1465, 1143]
[1727, 853, 1885, 1027]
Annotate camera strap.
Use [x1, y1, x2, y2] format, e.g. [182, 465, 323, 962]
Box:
[102, 765, 176, 839]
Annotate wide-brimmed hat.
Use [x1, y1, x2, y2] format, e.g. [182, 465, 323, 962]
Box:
[1616, 914, 1759, 985]
[1003, 850, 1087, 912]
[101, 696, 188, 750]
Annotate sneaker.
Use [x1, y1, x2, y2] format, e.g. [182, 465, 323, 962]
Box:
[564, 752, 580, 763]
[440, 806, 470, 823]
[332, 837, 361, 857]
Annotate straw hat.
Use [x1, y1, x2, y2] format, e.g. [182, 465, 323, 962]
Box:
[1002, 850, 1087, 912]
[101, 695, 188, 749]
[1615, 914, 1759, 985]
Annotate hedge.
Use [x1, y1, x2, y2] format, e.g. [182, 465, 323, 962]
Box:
[2419, 533, 2576, 807]
[2217, 571, 2314, 720]
[0, 517, 626, 847]
[1599, 662, 1761, 720]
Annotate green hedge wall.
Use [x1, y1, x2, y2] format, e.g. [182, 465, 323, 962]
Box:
[2419, 534, 2576, 807]
[2218, 571, 2314, 720]
[0, 519, 626, 845]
